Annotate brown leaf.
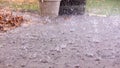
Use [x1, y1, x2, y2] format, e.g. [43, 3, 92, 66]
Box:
[0, 8, 24, 31]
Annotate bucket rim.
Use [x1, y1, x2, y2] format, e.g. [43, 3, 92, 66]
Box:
[40, 0, 61, 2]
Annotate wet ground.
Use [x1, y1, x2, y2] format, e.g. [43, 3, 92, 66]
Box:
[0, 13, 120, 68]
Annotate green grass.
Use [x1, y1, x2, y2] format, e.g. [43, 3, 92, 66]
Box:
[12, 3, 39, 11]
[86, 0, 120, 15]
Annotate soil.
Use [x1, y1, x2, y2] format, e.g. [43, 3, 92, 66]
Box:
[0, 13, 120, 68]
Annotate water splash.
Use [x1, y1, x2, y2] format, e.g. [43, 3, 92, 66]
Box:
[92, 19, 101, 43]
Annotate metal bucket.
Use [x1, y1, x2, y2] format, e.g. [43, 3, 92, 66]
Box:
[39, 0, 61, 17]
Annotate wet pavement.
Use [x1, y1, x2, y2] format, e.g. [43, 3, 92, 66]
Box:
[0, 13, 120, 68]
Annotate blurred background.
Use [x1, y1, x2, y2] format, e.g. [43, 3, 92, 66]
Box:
[0, 0, 120, 16]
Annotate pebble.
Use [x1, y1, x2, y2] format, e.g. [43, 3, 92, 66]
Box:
[85, 53, 94, 58]
[74, 66, 80, 68]
[95, 58, 100, 61]
[61, 44, 67, 49]
[0, 45, 4, 48]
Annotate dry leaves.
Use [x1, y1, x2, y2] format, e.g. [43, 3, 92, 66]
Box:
[0, 8, 24, 32]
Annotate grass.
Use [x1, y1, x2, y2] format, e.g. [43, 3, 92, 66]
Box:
[12, 3, 39, 11]
[0, 0, 39, 12]
[86, 0, 120, 15]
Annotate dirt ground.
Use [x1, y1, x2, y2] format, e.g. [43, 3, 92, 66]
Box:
[0, 13, 120, 68]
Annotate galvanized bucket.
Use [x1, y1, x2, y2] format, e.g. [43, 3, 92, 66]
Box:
[39, 0, 61, 17]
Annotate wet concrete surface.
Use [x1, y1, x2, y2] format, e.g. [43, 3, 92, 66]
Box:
[0, 13, 120, 68]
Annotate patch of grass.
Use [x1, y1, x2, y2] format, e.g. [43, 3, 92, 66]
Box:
[12, 3, 39, 11]
[0, 0, 39, 12]
[86, 0, 120, 15]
